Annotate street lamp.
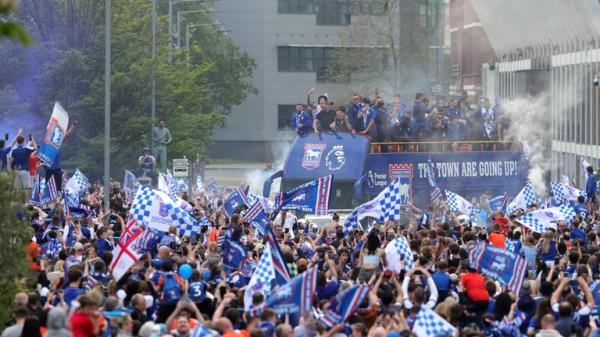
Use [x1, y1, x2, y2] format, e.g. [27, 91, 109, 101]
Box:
[176, 9, 215, 48]
[168, 0, 212, 63]
[104, 0, 111, 210]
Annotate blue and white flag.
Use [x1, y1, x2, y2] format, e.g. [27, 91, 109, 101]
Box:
[343, 178, 405, 234]
[129, 186, 197, 233]
[123, 170, 139, 200]
[222, 188, 250, 218]
[64, 169, 90, 195]
[242, 202, 271, 237]
[38, 103, 69, 167]
[468, 243, 527, 296]
[265, 227, 292, 285]
[207, 177, 217, 193]
[589, 280, 600, 308]
[47, 175, 59, 201]
[320, 285, 369, 328]
[196, 176, 203, 191]
[385, 236, 414, 272]
[445, 190, 475, 215]
[29, 177, 41, 206]
[223, 236, 247, 270]
[244, 241, 277, 311]
[190, 324, 220, 337]
[551, 181, 584, 205]
[412, 307, 456, 337]
[274, 175, 333, 215]
[248, 192, 275, 211]
[426, 159, 437, 188]
[559, 204, 577, 224]
[516, 207, 567, 233]
[489, 192, 509, 212]
[258, 266, 318, 316]
[506, 182, 539, 214]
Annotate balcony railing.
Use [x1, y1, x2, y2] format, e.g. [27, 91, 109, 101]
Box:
[370, 141, 524, 153]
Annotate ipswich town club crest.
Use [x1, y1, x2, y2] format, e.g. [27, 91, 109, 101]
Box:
[389, 163, 413, 205]
[302, 144, 326, 170]
[44, 118, 65, 149]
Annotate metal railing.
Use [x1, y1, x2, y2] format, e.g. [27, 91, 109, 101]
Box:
[370, 141, 524, 153]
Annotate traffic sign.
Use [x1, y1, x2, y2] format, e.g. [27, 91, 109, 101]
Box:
[172, 158, 189, 178]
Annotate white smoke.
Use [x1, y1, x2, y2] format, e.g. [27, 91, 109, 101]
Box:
[243, 141, 292, 198]
[501, 95, 551, 196]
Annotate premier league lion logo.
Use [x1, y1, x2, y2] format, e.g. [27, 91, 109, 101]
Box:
[325, 145, 346, 171]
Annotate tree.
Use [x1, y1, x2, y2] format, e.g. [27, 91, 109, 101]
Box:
[0, 173, 32, 330]
[0, 0, 32, 44]
[328, 0, 443, 100]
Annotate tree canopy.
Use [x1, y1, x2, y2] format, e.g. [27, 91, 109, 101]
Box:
[1, 0, 256, 180]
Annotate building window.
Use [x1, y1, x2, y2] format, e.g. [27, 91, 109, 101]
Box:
[278, 0, 388, 25]
[278, 105, 296, 130]
[278, 0, 315, 14]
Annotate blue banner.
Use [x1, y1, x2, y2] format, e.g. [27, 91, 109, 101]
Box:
[275, 175, 333, 215]
[223, 188, 250, 218]
[263, 266, 318, 316]
[366, 152, 528, 208]
[283, 132, 369, 181]
[469, 243, 528, 295]
[39, 103, 69, 166]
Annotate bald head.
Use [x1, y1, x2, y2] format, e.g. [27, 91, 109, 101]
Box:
[371, 327, 386, 337]
[15, 293, 28, 307]
[158, 246, 171, 260]
[216, 318, 233, 334]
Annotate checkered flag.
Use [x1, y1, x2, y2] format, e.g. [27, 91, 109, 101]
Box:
[507, 182, 539, 214]
[244, 241, 276, 311]
[64, 169, 90, 196]
[385, 236, 414, 272]
[445, 190, 475, 215]
[378, 178, 405, 221]
[559, 204, 576, 224]
[129, 185, 197, 233]
[412, 307, 456, 337]
[515, 212, 548, 233]
[551, 181, 584, 205]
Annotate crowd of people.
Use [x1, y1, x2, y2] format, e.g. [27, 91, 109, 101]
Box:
[291, 88, 508, 146]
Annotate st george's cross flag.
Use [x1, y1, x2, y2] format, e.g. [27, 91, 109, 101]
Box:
[110, 218, 143, 280]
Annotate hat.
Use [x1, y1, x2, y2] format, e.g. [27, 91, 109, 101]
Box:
[143, 147, 150, 152]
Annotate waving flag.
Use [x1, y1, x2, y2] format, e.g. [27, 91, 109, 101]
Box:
[426, 159, 437, 187]
[47, 176, 59, 201]
[468, 243, 527, 296]
[223, 236, 247, 270]
[320, 285, 369, 328]
[265, 227, 291, 284]
[207, 177, 217, 193]
[38, 102, 69, 167]
[506, 182, 539, 214]
[489, 192, 509, 212]
[29, 177, 41, 206]
[551, 181, 584, 204]
[385, 236, 414, 272]
[244, 241, 277, 310]
[412, 307, 456, 337]
[445, 190, 475, 215]
[123, 170, 139, 200]
[129, 186, 197, 233]
[248, 192, 275, 211]
[110, 218, 144, 280]
[242, 202, 271, 237]
[275, 175, 332, 215]
[258, 266, 318, 316]
[516, 207, 568, 233]
[223, 188, 250, 218]
[343, 178, 405, 234]
[64, 169, 90, 197]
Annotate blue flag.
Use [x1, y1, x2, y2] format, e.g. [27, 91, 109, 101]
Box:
[241, 202, 270, 237]
[265, 226, 291, 285]
[320, 285, 369, 328]
[259, 266, 318, 316]
[274, 175, 332, 215]
[469, 243, 528, 296]
[207, 177, 217, 193]
[223, 188, 250, 218]
[489, 192, 509, 212]
[223, 236, 247, 270]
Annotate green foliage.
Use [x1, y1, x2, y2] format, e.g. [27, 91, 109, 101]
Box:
[0, 3, 32, 44]
[1, 0, 256, 180]
[0, 172, 32, 330]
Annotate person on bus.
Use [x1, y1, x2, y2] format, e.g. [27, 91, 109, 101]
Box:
[291, 103, 312, 136]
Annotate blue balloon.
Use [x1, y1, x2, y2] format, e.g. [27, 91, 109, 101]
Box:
[178, 264, 193, 280]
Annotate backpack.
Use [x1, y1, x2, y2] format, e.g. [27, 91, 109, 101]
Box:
[162, 273, 182, 304]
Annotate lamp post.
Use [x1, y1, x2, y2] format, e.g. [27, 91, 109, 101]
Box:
[168, 0, 209, 63]
[176, 9, 215, 48]
[104, 0, 111, 210]
[151, 0, 156, 154]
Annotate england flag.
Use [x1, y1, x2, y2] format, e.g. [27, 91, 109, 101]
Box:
[110, 218, 143, 280]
